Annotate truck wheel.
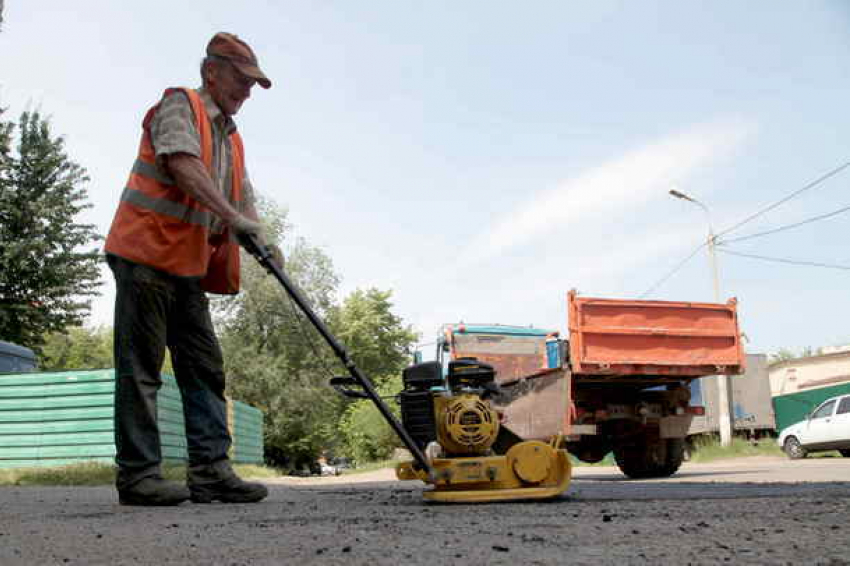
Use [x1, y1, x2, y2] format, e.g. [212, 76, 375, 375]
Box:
[783, 436, 807, 459]
[614, 433, 685, 479]
[662, 439, 686, 476]
[838, 449, 849, 458]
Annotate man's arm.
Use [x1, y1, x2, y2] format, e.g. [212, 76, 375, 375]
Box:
[164, 152, 259, 234]
[167, 153, 283, 266]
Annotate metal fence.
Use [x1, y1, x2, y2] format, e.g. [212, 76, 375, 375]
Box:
[0, 369, 263, 468]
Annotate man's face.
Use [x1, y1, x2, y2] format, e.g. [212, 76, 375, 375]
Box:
[206, 59, 256, 117]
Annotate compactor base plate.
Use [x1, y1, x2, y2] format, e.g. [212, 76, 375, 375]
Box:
[397, 440, 572, 503]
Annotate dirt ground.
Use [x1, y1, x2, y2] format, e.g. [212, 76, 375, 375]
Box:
[1, 456, 849, 565]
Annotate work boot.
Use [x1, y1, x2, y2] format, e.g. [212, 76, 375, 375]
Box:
[118, 476, 191, 506]
[188, 460, 268, 504]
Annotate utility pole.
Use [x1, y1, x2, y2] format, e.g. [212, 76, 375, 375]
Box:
[669, 188, 735, 447]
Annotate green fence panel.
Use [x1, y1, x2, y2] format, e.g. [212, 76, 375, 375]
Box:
[0, 369, 264, 467]
[1, 457, 115, 469]
[230, 399, 264, 464]
[0, 406, 114, 423]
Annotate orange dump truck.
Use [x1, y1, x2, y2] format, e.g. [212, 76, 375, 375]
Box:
[437, 290, 746, 478]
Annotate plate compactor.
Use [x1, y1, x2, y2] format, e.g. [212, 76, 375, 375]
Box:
[241, 234, 572, 503]
[395, 358, 571, 502]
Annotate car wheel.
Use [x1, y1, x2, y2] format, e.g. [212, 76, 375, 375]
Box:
[839, 449, 850, 458]
[783, 436, 808, 460]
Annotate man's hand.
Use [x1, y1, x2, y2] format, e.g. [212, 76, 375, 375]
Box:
[229, 214, 262, 237]
[268, 244, 285, 269]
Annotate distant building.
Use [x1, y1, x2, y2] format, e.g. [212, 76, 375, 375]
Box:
[820, 344, 850, 355]
[769, 349, 850, 397]
[769, 350, 850, 432]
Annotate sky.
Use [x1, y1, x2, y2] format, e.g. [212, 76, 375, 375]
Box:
[2, 1, 850, 356]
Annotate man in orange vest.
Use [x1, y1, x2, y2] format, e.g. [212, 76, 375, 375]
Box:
[104, 33, 275, 506]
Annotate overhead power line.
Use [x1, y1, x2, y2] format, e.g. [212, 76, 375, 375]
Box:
[716, 160, 850, 239]
[721, 203, 850, 244]
[639, 241, 707, 298]
[638, 159, 850, 297]
[717, 248, 850, 271]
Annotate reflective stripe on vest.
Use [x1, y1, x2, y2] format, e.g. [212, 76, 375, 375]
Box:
[131, 158, 175, 185]
[120, 185, 212, 228]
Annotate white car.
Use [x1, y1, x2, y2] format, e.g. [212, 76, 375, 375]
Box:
[778, 393, 850, 459]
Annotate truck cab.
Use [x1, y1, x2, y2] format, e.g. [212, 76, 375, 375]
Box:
[434, 323, 561, 383]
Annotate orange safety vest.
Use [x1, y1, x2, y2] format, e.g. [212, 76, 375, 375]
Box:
[105, 88, 244, 294]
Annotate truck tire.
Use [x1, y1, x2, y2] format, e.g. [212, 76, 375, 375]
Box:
[840, 449, 850, 458]
[614, 432, 685, 479]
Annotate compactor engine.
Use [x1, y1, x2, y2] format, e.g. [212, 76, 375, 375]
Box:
[399, 359, 500, 457]
[396, 358, 571, 502]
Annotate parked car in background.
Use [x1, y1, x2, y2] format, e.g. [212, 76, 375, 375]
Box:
[778, 394, 850, 459]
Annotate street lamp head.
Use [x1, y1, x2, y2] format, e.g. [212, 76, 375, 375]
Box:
[669, 188, 692, 201]
[668, 188, 709, 215]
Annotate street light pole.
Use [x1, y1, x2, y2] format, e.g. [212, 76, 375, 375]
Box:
[669, 188, 735, 447]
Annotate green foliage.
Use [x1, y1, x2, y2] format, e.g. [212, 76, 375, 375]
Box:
[328, 290, 417, 464]
[0, 461, 117, 486]
[221, 340, 344, 469]
[40, 325, 113, 370]
[327, 288, 418, 387]
[0, 110, 102, 353]
[337, 375, 403, 465]
[687, 436, 783, 462]
[39, 324, 181, 375]
[216, 198, 345, 468]
[0, 462, 278, 486]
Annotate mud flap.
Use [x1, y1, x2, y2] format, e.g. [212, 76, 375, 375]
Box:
[660, 414, 693, 439]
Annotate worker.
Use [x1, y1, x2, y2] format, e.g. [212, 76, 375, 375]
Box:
[104, 32, 276, 506]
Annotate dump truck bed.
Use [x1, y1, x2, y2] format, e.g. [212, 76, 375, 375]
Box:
[567, 290, 745, 377]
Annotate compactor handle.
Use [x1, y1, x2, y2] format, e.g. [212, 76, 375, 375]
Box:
[237, 232, 434, 478]
[329, 376, 369, 400]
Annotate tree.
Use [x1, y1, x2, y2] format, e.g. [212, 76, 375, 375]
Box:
[40, 325, 113, 370]
[216, 197, 345, 469]
[327, 288, 418, 387]
[328, 288, 418, 463]
[0, 111, 102, 352]
[337, 375, 403, 464]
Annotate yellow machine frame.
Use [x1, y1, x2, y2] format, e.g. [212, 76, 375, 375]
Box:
[397, 435, 572, 503]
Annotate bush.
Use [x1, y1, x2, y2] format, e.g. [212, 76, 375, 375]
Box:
[337, 375, 402, 465]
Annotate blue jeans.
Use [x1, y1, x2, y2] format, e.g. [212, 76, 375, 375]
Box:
[108, 255, 231, 490]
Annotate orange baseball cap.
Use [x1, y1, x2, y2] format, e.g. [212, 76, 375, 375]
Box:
[206, 32, 272, 89]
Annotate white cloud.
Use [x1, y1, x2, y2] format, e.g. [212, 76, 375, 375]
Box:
[461, 117, 755, 264]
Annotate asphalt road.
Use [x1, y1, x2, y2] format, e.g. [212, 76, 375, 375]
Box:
[1, 456, 849, 565]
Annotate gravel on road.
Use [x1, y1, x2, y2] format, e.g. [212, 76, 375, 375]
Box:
[1, 456, 848, 565]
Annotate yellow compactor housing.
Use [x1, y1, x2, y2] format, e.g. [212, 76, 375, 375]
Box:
[395, 358, 571, 503]
[397, 435, 572, 503]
